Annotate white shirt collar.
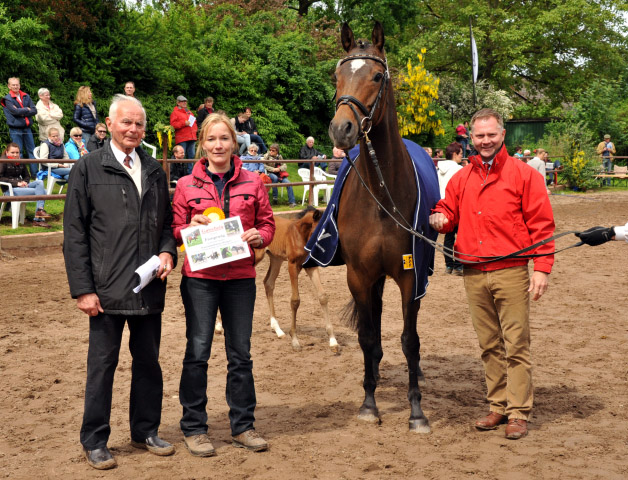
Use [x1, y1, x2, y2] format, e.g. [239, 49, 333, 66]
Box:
[110, 142, 138, 168]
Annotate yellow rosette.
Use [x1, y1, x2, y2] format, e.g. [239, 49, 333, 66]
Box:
[203, 207, 225, 223]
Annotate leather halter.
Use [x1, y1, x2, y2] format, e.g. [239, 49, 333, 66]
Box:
[334, 53, 389, 139]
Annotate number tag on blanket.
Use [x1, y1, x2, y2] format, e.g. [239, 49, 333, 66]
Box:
[402, 254, 413, 270]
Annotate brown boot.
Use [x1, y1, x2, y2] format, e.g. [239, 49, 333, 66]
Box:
[475, 412, 507, 430]
[232, 430, 268, 452]
[505, 419, 528, 439]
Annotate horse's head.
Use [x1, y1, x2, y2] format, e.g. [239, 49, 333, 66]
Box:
[329, 22, 389, 149]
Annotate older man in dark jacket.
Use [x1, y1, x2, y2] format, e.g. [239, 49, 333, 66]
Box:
[63, 94, 177, 470]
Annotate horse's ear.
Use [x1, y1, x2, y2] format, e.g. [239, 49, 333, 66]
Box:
[371, 21, 385, 52]
[341, 23, 356, 52]
[313, 209, 323, 222]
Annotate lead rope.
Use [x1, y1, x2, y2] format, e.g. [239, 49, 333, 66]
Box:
[345, 145, 584, 265]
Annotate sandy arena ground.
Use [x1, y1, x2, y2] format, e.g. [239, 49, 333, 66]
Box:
[1, 191, 627, 479]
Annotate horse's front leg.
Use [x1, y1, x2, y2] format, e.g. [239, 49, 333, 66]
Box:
[264, 254, 285, 338]
[348, 272, 384, 424]
[401, 291, 430, 433]
[287, 261, 302, 351]
[304, 266, 339, 354]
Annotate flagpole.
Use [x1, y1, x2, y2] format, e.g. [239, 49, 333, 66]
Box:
[469, 16, 477, 108]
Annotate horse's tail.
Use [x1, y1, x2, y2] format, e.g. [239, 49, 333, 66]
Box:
[342, 277, 385, 332]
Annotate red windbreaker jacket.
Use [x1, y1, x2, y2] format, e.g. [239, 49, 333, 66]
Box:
[432, 144, 555, 273]
[169, 106, 198, 144]
[172, 156, 275, 280]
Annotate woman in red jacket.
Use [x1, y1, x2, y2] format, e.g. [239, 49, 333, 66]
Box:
[172, 113, 275, 456]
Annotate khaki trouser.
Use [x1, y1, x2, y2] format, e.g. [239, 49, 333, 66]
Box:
[463, 266, 532, 420]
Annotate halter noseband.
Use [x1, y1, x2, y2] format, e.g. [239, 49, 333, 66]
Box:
[334, 53, 389, 139]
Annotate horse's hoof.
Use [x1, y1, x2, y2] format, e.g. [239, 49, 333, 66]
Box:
[409, 418, 430, 434]
[329, 340, 340, 355]
[275, 329, 286, 338]
[291, 342, 302, 352]
[357, 409, 381, 424]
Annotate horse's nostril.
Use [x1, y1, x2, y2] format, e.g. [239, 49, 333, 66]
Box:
[344, 122, 352, 134]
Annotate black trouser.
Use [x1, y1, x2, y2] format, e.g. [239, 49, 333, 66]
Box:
[80, 313, 163, 449]
[444, 226, 462, 269]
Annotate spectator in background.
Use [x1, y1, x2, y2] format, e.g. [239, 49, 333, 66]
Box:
[196, 96, 214, 128]
[596, 134, 615, 187]
[434, 148, 444, 159]
[0, 143, 50, 226]
[170, 144, 187, 183]
[523, 149, 531, 161]
[299, 136, 327, 170]
[527, 148, 547, 179]
[124, 81, 136, 97]
[35, 87, 64, 143]
[424, 147, 433, 158]
[73, 86, 99, 145]
[170, 95, 197, 174]
[455, 123, 468, 156]
[87, 123, 108, 152]
[231, 115, 251, 155]
[240, 144, 265, 174]
[235, 107, 267, 154]
[66, 127, 89, 160]
[328, 146, 346, 175]
[262, 143, 296, 207]
[1, 77, 38, 177]
[39, 127, 71, 181]
[436, 142, 464, 275]
[513, 146, 524, 160]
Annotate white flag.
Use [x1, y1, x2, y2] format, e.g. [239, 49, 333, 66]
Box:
[471, 27, 478, 84]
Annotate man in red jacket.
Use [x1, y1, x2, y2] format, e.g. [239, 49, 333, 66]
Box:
[169, 95, 198, 174]
[429, 108, 555, 440]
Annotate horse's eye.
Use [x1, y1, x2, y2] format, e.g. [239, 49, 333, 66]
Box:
[331, 73, 337, 84]
[373, 72, 384, 82]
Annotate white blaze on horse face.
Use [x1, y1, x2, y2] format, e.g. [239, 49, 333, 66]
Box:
[349, 59, 367, 78]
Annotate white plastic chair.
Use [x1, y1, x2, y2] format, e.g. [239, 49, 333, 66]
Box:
[298, 168, 319, 206]
[142, 140, 157, 158]
[313, 167, 334, 204]
[0, 182, 38, 229]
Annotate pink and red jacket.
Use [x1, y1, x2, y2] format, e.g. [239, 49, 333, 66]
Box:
[172, 155, 275, 280]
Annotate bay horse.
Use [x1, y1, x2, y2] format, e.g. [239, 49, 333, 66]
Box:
[328, 22, 438, 432]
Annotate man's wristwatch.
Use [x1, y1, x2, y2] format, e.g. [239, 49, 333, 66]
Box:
[258, 236, 264, 247]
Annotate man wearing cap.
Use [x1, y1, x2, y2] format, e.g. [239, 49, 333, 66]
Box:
[596, 134, 615, 187]
[170, 95, 198, 174]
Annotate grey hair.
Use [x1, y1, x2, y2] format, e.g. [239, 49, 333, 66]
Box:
[108, 94, 146, 124]
[306, 136, 315, 142]
[38, 87, 50, 97]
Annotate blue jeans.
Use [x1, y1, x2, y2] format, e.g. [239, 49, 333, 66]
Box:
[179, 277, 257, 436]
[177, 141, 196, 174]
[81, 313, 163, 449]
[237, 134, 251, 155]
[12, 180, 46, 210]
[268, 172, 295, 203]
[249, 134, 267, 154]
[9, 127, 36, 176]
[51, 167, 71, 180]
[603, 157, 612, 186]
[82, 132, 92, 146]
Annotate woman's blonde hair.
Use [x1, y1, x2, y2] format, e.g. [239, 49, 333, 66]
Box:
[195, 113, 237, 159]
[70, 126, 83, 138]
[74, 86, 92, 106]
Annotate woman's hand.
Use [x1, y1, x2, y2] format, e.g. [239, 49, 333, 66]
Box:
[189, 214, 210, 227]
[242, 228, 264, 248]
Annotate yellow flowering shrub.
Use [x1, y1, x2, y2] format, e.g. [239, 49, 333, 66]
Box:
[153, 122, 175, 150]
[396, 49, 445, 137]
[562, 146, 599, 190]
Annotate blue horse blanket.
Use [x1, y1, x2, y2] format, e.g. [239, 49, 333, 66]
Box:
[303, 139, 440, 300]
